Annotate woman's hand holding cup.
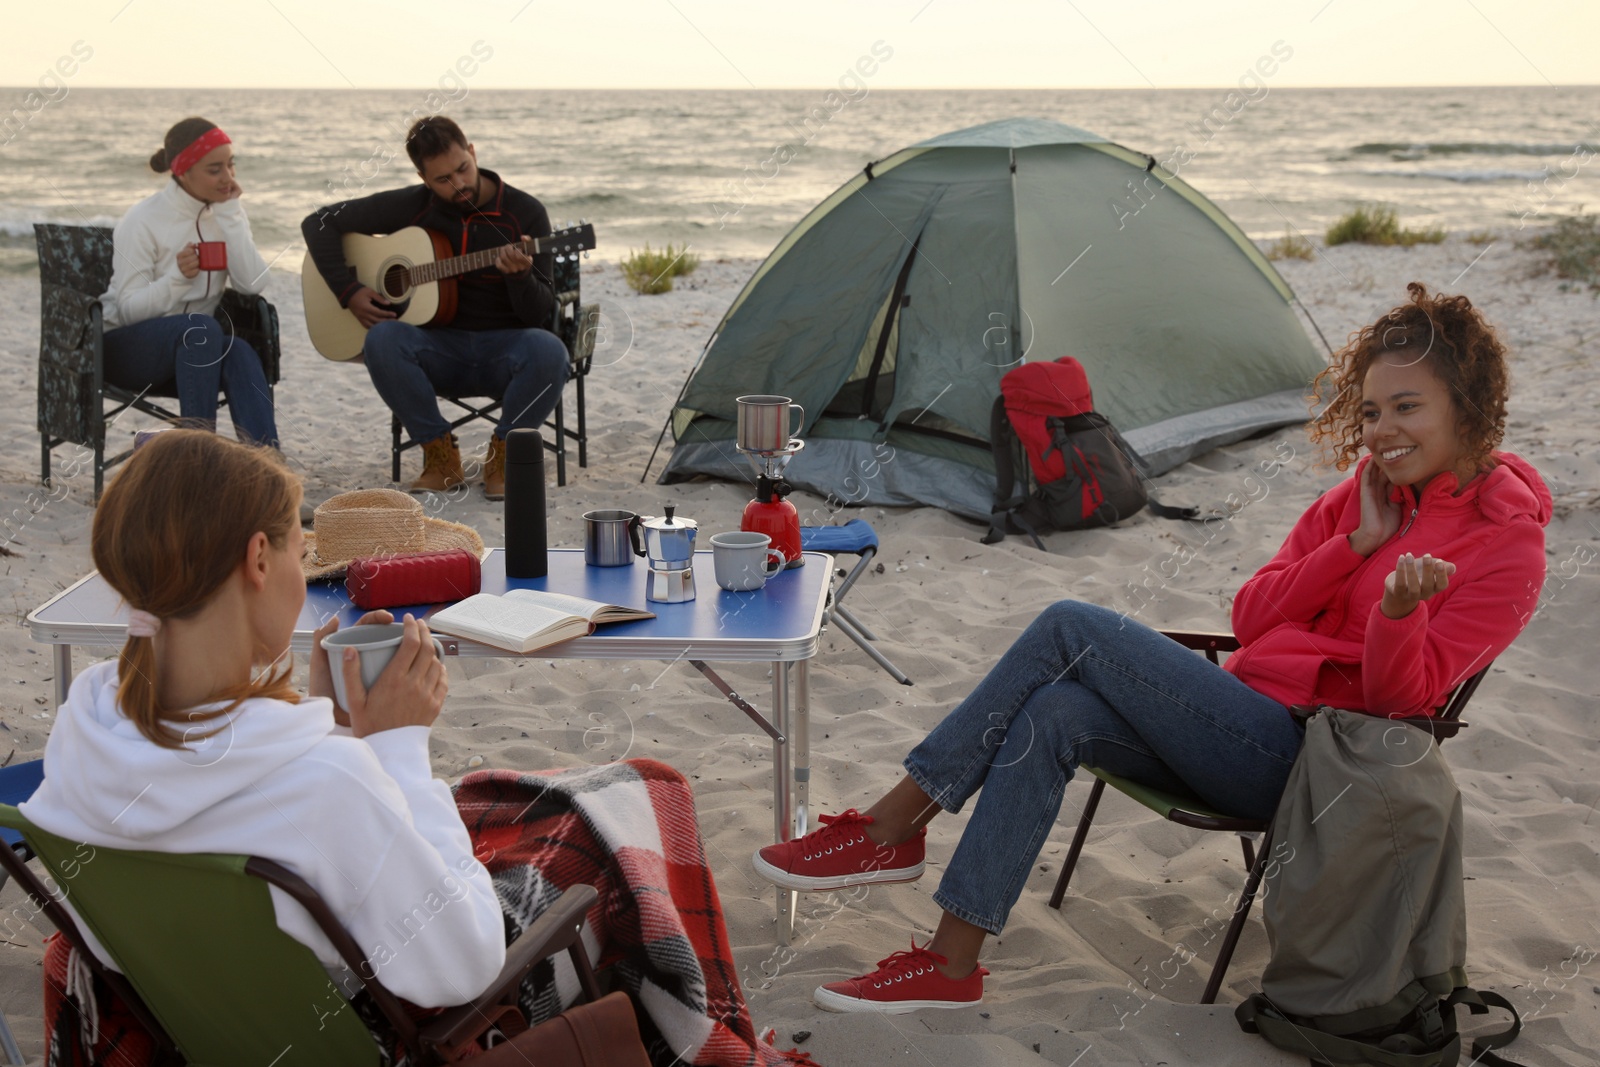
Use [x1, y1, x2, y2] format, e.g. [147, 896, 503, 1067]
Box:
[318, 613, 448, 736]
[310, 610, 392, 727]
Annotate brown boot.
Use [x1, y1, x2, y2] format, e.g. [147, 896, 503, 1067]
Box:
[409, 433, 466, 494]
[481, 434, 507, 500]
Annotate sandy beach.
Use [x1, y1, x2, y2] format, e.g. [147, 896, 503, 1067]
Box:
[0, 229, 1595, 1066]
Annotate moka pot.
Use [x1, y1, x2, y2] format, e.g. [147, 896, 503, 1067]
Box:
[628, 505, 699, 602]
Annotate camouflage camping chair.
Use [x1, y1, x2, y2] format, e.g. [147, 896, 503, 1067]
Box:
[33, 223, 281, 498]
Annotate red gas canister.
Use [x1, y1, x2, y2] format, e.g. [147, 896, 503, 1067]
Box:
[741, 475, 802, 569]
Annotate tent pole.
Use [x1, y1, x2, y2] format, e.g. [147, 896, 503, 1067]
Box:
[641, 398, 682, 484]
[641, 329, 720, 484]
[1295, 298, 1336, 357]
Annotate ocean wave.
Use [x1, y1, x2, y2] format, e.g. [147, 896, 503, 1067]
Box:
[1350, 141, 1596, 158]
[560, 192, 627, 205]
[0, 215, 120, 239]
[1359, 167, 1549, 183]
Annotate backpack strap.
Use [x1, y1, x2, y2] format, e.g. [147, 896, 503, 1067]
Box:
[1237, 987, 1528, 1067]
[1237, 994, 1460, 1067]
[982, 396, 1044, 549]
[1447, 988, 1525, 1067]
[1145, 497, 1199, 521]
[1102, 424, 1199, 521]
[987, 396, 1017, 511]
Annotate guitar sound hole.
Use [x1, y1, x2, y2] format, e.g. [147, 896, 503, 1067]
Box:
[383, 265, 409, 300]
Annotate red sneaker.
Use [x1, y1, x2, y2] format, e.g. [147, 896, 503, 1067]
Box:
[814, 941, 988, 1014]
[752, 809, 925, 892]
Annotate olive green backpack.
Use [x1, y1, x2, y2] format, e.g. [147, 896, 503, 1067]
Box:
[1234, 708, 1526, 1067]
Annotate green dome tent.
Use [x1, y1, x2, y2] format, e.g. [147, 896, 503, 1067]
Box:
[656, 117, 1326, 521]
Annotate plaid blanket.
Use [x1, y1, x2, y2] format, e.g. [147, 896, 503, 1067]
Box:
[454, 758, 806, 1067]
[42, 933, 157, 1067]
[42, 758, 811, 1067]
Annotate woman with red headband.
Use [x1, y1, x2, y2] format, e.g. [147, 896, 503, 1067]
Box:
[100, 117, 279, 448]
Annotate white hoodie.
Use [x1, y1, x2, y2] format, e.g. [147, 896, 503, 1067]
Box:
[101, 179, 275, 329]
[21, 660, 507, 1008]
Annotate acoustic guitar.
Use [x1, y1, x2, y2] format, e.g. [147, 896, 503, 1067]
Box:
[301, 223, 596, 361]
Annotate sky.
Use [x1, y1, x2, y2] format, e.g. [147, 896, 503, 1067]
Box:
[4, 0, 1597, 90]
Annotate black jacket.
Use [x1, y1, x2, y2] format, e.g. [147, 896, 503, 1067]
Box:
[301, 167, 555, 331]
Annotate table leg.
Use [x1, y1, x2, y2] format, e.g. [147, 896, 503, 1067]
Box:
[773, 661, 796, 943]
[53, 645, 72, 709]
[688, 661, 784, 742]
[794, 658, 810, 841]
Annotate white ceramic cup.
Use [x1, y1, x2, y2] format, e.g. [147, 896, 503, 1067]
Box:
[320, 622, 446, 710]
[711, 531, 786, 592]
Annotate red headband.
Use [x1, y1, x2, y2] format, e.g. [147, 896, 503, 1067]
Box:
[170, 127, 232, 177]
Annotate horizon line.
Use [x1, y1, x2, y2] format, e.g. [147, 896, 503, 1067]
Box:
[8, 83, 1598, 92]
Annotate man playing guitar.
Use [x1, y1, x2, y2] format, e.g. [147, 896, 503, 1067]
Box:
[301, 116, 567, 498]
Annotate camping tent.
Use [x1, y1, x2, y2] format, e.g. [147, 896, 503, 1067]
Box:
[657, 117, 1326, 521]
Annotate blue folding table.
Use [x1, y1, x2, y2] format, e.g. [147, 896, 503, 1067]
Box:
[28, 548, 831, 940]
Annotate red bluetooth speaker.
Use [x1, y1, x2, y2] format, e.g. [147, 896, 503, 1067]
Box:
[345, 549, 482, 610]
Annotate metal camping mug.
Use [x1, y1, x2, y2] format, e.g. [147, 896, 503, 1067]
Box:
[736, 395, 805, 453]
[195, 241, 228, 272]
[583, 509, 638, 566]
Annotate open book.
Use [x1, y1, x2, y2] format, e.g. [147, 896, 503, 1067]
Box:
[427, 590, 655, 653]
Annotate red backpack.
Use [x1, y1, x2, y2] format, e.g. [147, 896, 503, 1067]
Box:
[982, 358, 1192, 548]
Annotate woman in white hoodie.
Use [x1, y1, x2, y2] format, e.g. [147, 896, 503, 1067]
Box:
[100, 117, 279, 447]
[23, 430, 505, 1011]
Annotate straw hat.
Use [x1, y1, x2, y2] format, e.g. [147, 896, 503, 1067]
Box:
[302, 489, 485, 580]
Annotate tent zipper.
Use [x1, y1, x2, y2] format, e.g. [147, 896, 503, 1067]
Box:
[862, 234, 921, 420]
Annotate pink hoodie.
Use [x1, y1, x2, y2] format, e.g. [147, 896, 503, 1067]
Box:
[1225, 451, 1551, 718]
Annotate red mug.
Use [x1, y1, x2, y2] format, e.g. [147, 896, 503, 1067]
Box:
[196, 241, 227, 271]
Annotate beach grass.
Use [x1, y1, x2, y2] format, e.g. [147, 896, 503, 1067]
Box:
[1524, 211, 1600, 290]
[1266, 227, 1315, 261]
[621, 243, 701, 295]
[1325, 204, 1446, 248]
[1463, 230, 1497, 246]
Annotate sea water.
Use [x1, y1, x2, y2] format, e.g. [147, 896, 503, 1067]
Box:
[1, 85, 1596, 275]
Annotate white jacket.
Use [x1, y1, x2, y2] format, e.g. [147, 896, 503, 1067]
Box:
[101, 179, 275, 329]
[21, 660, 507, 1008]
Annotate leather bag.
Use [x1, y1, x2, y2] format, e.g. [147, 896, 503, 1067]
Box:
[476, 991, 651, 1067]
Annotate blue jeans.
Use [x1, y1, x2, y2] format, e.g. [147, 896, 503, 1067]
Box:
[363, 322, 568, 444]
[903, 600, 1305, 935]
[102, 314, 279, 447]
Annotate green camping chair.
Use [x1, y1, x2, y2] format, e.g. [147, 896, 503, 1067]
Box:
[0, 804, 601, 1065]
[1045, 630, 1490, 1004]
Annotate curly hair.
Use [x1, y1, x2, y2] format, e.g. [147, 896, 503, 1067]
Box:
[1309, 282, 1511, 472]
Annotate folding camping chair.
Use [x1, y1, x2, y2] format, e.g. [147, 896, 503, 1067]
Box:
[34, 224, 282, 499]
[0, 761, 45, 1066]
[0, 803, 607, 1065]
[801, 519, 911, 685]
[1046, 630, 1492, 1004]
[390, 255, 600, 488]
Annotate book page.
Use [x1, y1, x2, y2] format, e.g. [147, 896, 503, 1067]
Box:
[433, 593, 571, 643]
[504, 589, 615, 622]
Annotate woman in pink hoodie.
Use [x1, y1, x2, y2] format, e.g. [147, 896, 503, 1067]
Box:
[754, 283, 1552, 1014]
